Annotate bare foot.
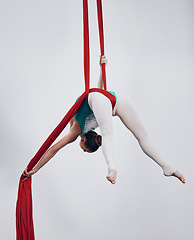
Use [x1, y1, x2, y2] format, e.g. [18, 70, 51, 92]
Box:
[173, 170, 186, 184]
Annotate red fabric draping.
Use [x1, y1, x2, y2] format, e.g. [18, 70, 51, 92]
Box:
[16, 1, 115, 239]
[16, 93, 86, 240]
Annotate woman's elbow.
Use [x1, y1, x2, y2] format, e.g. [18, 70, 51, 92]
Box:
[48, 147, 59, 156]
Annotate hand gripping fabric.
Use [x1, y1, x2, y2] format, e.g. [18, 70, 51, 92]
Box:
[16, 1, 116, 239]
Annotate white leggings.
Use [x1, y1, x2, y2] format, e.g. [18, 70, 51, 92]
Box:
[88, 92, 175, 176]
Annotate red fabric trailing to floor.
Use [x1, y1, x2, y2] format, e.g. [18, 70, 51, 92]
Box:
[16, 0, 114, 239]
[16, 93, 86, 240]
[16, 177, 34, 240]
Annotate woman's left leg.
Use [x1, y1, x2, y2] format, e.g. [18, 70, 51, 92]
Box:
[114, 96, 185, 183]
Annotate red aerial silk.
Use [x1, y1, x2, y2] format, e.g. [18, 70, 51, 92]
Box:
[96, 0, 107, 90]
[16, 0, 115, 239]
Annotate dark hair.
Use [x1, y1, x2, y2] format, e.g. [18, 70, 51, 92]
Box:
[84, 131, 102, 152]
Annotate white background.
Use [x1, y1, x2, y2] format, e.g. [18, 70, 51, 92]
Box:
[0, 0, 194, 239]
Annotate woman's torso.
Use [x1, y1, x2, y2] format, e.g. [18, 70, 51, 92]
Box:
[73, 91, 117, 135]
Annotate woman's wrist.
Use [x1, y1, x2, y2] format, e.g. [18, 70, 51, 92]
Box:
[32, 167, 38, 174]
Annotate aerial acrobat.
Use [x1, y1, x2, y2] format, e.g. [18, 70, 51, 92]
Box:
[16, 1, 185, 240]
[23, 55, 185, 185]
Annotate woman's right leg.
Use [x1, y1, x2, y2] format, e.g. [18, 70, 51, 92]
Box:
[115, 96, 180, 177]
[88, 92, 117, 184]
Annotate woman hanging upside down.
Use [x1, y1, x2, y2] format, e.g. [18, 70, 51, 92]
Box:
[23, 56, 185, 185]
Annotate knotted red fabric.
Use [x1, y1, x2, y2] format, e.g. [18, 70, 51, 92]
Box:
[16, 1, 115, 239]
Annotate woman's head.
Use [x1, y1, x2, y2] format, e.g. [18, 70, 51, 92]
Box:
[80, 130, 102, 153]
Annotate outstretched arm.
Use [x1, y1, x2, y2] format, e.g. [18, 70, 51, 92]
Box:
[23, 122, 80, 180]
[97, 56, 107, 89]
